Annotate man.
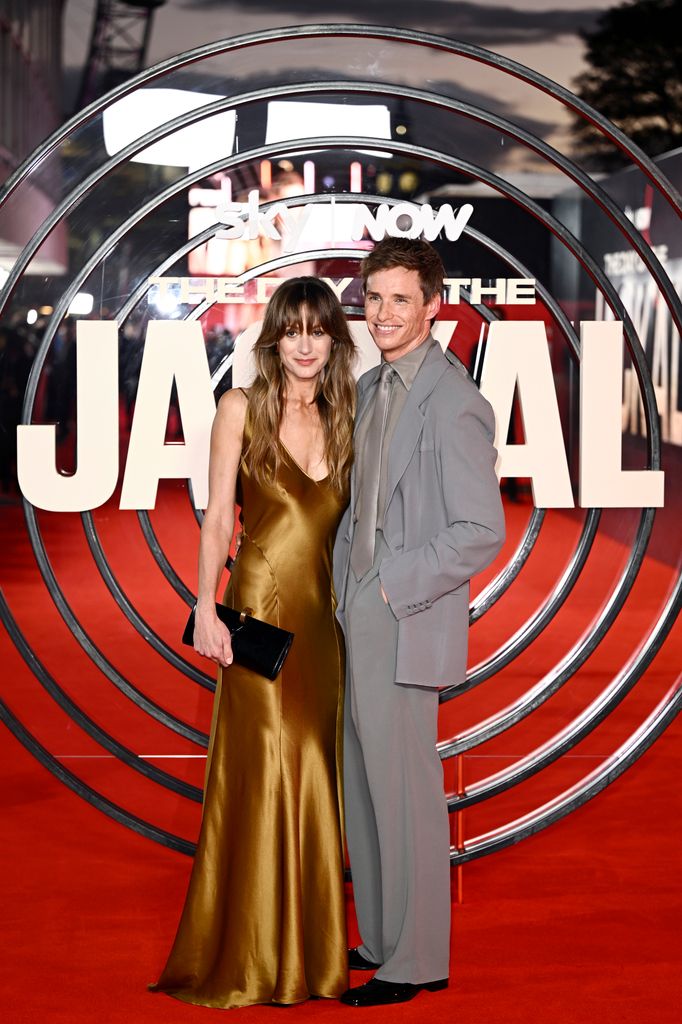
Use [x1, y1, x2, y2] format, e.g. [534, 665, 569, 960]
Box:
[333, 237, 505, 1007]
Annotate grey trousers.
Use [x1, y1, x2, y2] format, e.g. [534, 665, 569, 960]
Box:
[343, 532, 451, 984]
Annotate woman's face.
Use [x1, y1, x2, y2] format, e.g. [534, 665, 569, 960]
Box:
[277, 307, 333, 385]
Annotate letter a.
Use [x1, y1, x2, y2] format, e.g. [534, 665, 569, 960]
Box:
[120, 321, 215, 509]
[17, 321, 118, 512]
[479, 321, 574, 507]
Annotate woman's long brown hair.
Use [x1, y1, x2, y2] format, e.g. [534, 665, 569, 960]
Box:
[244, 277, 357, 495]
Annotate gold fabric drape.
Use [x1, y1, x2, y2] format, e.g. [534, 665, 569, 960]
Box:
[151, 430, 348, 1008]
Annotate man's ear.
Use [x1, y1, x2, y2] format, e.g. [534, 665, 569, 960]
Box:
[426, 293, 441, 321]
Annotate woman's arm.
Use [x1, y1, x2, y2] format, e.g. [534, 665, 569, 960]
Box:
[194, 388, 247, 667]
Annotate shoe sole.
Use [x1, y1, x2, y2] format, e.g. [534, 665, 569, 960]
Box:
[339, 980, 449, 1007]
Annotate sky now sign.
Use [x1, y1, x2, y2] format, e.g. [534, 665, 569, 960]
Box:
[214, 190, 475, 249]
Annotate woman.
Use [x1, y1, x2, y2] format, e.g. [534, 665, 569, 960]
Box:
[151, 277, 356, 1008]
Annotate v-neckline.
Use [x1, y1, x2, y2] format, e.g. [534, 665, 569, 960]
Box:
[278, 439, 329, 484]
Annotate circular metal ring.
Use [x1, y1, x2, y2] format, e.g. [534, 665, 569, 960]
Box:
[1, 25, 678, 862]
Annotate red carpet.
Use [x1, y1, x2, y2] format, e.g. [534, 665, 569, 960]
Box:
[2, 716, 680, 1024]
[1, 491, 680, 1021]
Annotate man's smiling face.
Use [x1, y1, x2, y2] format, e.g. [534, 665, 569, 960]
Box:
[364, 266, 441, 362]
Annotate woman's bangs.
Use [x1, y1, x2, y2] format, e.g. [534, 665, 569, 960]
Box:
[266, 277, 345, 339]
[283, 302, 333, 336]
[301, 290, 339, 336]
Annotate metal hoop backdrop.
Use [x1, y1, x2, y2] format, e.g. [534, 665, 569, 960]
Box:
[0, 25, 680, 866]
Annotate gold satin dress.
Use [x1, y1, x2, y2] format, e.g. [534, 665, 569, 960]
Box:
[151, 428, 349, 1008]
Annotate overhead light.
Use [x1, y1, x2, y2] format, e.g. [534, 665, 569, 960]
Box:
[376, 172, 393, 193]
[67, 293, 94, 316]
[265, 101, 391, 149]
[26, 308, 38, 325]
[102, 88, 236, 172]
[399, 171, 419, 192]
[260, 160, 272, 188]
[151, 287, 180, 316]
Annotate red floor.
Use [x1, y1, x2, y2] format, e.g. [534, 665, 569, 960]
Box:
[2, 714, 680, 1024]
[1, 490, 680, 1021]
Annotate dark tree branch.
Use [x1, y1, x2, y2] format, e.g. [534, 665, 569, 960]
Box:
[571, 0, 682, 169]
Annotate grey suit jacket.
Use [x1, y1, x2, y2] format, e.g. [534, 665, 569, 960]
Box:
[333, 340, 505, 688]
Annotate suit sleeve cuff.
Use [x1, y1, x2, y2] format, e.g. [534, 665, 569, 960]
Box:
[379, 559, 432, 620]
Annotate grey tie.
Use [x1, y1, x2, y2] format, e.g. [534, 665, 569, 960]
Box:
[351, 361, 394, 579]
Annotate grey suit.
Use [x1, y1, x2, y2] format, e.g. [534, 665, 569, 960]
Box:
[333, 339, 505, 983]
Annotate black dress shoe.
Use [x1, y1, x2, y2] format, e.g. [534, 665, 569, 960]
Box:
[347, 947, 381, 971]
[339, 977, 448, 1006]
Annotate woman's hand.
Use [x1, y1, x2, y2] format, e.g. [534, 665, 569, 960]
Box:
[193, 604, 233, 668]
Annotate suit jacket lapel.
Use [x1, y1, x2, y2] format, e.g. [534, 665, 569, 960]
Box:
[355, 366, 380, 428]
[350, 366, 381, 515]
[384, 341, 448, 512]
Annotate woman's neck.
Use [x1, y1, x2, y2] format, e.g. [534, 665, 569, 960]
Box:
[284, 376, 319, 409]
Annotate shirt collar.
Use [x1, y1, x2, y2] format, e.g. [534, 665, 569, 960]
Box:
[382, 335, 435, 390]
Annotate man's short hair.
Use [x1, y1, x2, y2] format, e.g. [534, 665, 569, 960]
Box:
[361, 237, 445, 302]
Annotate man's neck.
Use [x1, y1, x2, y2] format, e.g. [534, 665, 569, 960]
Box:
[383, 329, 432, 364]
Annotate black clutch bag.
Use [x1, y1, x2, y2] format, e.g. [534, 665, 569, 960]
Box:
[182, 604, 294, 681]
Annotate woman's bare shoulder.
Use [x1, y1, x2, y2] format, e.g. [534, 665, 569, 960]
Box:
[215, 387, 248, 436]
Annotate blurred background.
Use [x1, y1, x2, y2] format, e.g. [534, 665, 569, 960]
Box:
[0, 10, 680, 1021]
